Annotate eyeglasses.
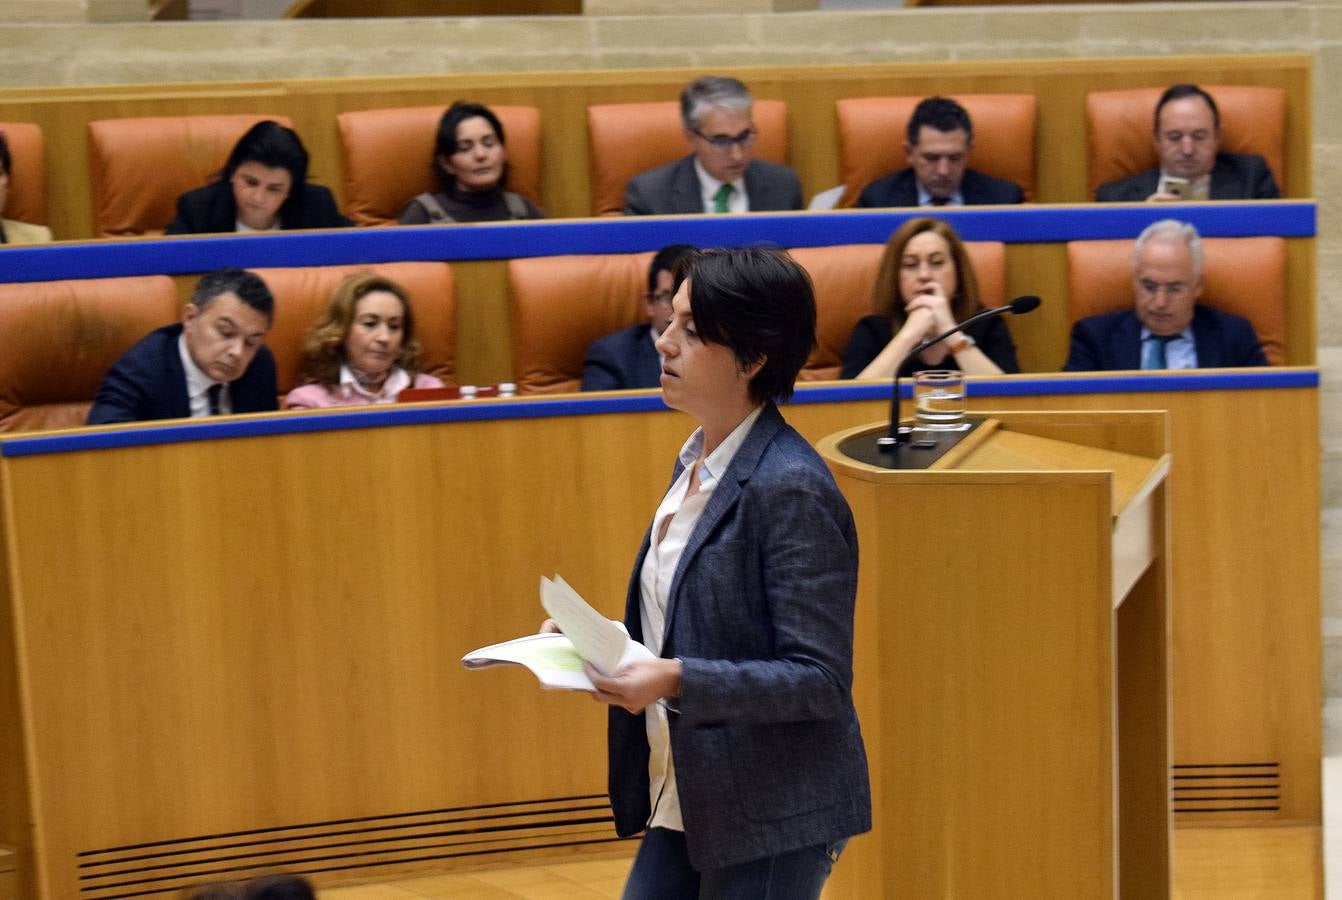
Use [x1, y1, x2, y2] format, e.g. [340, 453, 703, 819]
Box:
[693, 127, 757, 152]
[1138, 279, 1192, 300]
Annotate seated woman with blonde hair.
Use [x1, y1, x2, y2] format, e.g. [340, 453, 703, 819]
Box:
[285, 272, 444, 409]
[840, 216, 1019, 379]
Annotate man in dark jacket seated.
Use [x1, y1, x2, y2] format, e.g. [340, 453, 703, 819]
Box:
[582, 244, 697, 391]
[1063, 219, 1267, 372]
[856, 96, 1025, 208]
[88, 268, 279, 424]
[1095, 84, 1279, 202]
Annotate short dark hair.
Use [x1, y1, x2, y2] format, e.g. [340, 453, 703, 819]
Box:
[0, 132, 10, 179]
[648, 244, 697, 294]
[677, 247, 816, 405]
[221, 121, 311, 219]
[907, 96, 974, 145]
[433, 101, 508, 195]
[1154, 84, 1220, 132]
[191, 268, 275, 323]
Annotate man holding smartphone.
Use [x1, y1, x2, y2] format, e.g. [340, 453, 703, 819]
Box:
[1095, 84, 1280, 202]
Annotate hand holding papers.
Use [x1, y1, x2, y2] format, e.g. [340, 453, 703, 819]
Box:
[461, 575, 653, 692]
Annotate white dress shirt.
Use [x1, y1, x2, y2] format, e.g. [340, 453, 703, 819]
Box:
[693, 158, 749, 214]
[638, 405, 763, 831]
[177, 335, 229, 417]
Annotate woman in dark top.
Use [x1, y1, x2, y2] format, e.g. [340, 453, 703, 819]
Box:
[840, 217, 1018, 379]
[165, 120, 351, 235]
[398, 101, 544, 225]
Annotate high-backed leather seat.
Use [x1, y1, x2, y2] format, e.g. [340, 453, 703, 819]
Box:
[790, 241, 1008, 380]
[0, 275, 180, 432]
[0, 121, 48, 226]
[1066, 236, 1285, 364]
[507, 244, 1007, 392]
[1086, 86, 1287, 199]
[336, 105, 543, 226]
[586, 100, 790, 216]
[87, 114, 295, 237]
[835, 95, 1037, 207]
[508, 252, 655, 394]
[249, 262, 457, 394]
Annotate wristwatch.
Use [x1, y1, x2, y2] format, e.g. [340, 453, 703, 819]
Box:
[945, 334, 977, 355]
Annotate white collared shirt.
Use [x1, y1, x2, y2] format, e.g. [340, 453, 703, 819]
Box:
[235, 218, 281, 232]
[178, 334, 229, 418]
[335, 364, 413, 404]
[638, 405, 763, 831]
[917, 182, 964, 207]
[1140, 325, 1197, 369]
[693, 158, 749, 214]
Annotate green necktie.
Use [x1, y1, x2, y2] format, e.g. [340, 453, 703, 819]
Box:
[1145, 334, 1178, 370]
[713, 182, 735, 214]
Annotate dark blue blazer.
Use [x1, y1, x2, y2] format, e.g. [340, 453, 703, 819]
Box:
[856, 167, 1025, 208]
[165, 180, 352, 235]
[623, 155, 803, 216]
[608, 403, 871, 871]
[87, 323, 279, 425]
[581, 323, 661, 392]
[1062, 305, 1267, 372]
[1095, 152, 1280, 202]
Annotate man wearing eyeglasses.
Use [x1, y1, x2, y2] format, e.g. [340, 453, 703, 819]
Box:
[1063, 219, 1266, 371]
[1096, 84, 1280, 202]
[623, 76, 803, 216]
[583, 244, 698, 391]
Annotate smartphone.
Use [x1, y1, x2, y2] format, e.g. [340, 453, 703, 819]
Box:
[1159, 175, 1191, 200]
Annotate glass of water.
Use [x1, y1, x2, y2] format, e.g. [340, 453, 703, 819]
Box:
[913, 370, 966, 430]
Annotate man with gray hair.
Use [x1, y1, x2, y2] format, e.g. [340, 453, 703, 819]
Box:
[623, 75, 803, 216]
[1063, 219, 1266, 371]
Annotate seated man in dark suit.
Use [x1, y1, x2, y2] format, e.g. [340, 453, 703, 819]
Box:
[88, 268, 279, 424]
[623, 76, 803, 216]
[1063, 219, 1266, 371]
[857, 96, 1025, 208]
[1095, 84, 1280, 202]
[581, 244, 697, 391]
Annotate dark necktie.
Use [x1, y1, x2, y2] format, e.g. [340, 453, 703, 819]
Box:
[1145, 334, 1178, 370]
[930, 196, 950, 206]
[207, 383, 223, 416]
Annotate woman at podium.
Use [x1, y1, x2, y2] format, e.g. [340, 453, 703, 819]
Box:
[584, 247, 871, 898]
[840, 216, 1020, 379]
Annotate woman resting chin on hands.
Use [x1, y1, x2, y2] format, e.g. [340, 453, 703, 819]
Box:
[839, 216, 1021, 380]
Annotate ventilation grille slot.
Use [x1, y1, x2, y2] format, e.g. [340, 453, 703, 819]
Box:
[1172, 762, 1281, 817]
[75, 794, 624, 898]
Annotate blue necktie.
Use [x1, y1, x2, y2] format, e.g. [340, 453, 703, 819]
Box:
[1145, 335, 1178, 370]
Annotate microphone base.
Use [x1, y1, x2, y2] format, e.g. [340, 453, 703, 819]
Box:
[843, 416, 988, 470]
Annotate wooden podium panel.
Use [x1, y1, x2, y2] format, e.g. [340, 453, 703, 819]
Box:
[819, 412, 1171, 898]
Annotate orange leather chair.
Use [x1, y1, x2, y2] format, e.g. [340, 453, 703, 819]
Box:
[249, 262, 457, 395]
[1085, 86, 1287, 199]
[791, 241, 1007, 380]
[586, 100, 790, 216]
[508, 252, 655, 394]
[336, 105, 543, 226]
[0, 121, 48, 226]
[87, 114, 296, 237]
[835, 95, 1037, 207]
[1066, 236, 1285, 364]
[0, 275, 180, 432]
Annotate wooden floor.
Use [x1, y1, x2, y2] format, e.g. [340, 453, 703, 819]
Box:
[315, 825, 1322, 899]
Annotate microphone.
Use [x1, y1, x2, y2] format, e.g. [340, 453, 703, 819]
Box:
[881, 295, 1042, 447]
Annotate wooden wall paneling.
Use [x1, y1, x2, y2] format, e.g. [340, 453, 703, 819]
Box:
[0, 467, 36, 900]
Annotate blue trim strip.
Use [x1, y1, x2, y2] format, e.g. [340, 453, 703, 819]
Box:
[0, 202, 1315, 284]
[1, 370, 1318, 459]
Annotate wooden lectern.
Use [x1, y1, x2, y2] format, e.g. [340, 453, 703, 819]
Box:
[817, 410, 1172, 899]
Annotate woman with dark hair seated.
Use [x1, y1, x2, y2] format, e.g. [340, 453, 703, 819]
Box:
[285, 271, 443, 409]
[840, 216, 1019, 379]
[166, 120, 351, 234]
[398, 101, 544, 225]
[0, 132, 52, 244]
